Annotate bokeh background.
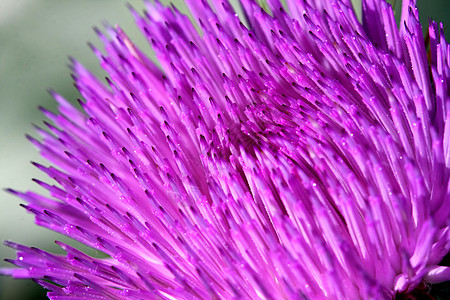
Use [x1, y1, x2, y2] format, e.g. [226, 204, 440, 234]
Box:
[0, 0, 448, 299]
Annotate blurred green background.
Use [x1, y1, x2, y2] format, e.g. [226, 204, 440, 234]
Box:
[0, 0, 448, 299]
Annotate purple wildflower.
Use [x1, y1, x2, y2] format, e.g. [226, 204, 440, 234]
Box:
[2, 0, 450, 298]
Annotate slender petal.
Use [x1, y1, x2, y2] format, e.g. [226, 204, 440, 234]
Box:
[2, 0, 449, 299]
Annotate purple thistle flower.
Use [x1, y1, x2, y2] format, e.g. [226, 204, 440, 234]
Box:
[2, 0, 449, 298]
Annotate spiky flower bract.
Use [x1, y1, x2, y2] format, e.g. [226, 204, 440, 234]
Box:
[2, 0, 449, 299]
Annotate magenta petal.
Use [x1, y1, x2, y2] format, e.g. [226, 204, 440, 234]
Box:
[2, 0, 450, 299]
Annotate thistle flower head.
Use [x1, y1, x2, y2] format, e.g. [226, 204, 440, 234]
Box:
[2, 0, 450, 299]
